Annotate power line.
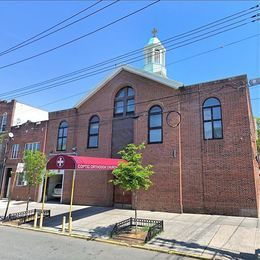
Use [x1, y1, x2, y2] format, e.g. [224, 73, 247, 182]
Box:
[2, 17, 258, 100]
[13, 33, 257, 116]
[0, 8, 258, 100]
[0, 1, 104, 56]
[0, 0, 160, 70]
[167, 33, 260, 66]
[0, 5, 258, 98]
[17, 80, 248, 128]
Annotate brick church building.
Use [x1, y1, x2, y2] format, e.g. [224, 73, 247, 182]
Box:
[1, 33, 259, 217]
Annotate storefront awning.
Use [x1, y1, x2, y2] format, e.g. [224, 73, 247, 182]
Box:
[46, 154, 124, 171]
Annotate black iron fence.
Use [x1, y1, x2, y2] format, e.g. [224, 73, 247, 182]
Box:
[6, 209, 50, 224]
[111, 217, 163, 243]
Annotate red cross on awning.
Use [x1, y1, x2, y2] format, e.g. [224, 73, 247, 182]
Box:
[46, 154, 125, 171]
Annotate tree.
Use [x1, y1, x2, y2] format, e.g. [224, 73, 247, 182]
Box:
[110, 143, 154, 224]
[23, 150, 47, 212]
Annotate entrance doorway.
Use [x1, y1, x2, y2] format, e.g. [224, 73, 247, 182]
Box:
[111, 117, 133, 208]
[3, 168, 12, 198]
[46, 171, 64, 203]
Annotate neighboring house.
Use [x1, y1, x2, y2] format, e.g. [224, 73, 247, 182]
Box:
[0, 100, 48, 197]
[0, 33, 259, 217]
[0, 120, 48, 201]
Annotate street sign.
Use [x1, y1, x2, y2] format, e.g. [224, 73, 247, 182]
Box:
[16, 163, 24, 173]
[249, 78, 260, 86]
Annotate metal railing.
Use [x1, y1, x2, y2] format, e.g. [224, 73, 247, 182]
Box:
[6, 209, 50, 224]
[111, 217, 163, 242]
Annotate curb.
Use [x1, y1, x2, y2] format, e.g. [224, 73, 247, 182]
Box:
[0, 222, 214, 260]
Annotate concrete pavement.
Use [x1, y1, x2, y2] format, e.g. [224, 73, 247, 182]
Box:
[0, 199, 259, 259]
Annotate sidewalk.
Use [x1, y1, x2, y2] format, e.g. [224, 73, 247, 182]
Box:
[0, 199, 259, 259]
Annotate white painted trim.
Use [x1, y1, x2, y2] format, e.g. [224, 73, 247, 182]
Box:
[75, 66, 183, 108]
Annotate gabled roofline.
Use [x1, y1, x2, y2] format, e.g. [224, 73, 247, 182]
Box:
[75, 65, 183, 108]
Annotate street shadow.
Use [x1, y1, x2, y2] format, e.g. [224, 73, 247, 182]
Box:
[88, 224, 115, 237]
[12, 201, 27, 205]
[42, 206, 113, 229]
[149, 237, 257, 260]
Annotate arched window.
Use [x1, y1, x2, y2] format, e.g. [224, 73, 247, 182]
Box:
[0, 112, 7, 132]
[148, 105, 163, 143]
[154, 49, 160, 64]
[87, 115, 99, 148]
[57, 121, 68, 151]
[114, 87, 135, 117]
[203, 98, 223, 140]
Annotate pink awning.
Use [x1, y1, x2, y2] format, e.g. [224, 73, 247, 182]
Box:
[46, 154, 125, 171]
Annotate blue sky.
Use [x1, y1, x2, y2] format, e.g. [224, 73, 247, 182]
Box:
[0, 1, 259, 116]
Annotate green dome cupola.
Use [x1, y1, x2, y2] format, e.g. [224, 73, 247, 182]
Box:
[144, 28, 167, 78]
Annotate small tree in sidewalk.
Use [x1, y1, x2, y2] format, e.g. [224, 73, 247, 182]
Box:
[110, 143, 154, 228]
[23, 150, 47, 212]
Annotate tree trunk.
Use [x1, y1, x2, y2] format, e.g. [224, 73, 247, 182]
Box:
[26, 186, 31, 212]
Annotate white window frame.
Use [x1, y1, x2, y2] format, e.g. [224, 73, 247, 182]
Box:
[16, 172, 27, 186]
[11, 144, 19, 159]
[24, 142, 40, 152]
[0, 112, 7, 133]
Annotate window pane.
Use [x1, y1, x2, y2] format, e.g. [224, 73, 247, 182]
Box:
[127, 99, 135, 112]
[58, 128, 63, 137]
[150, 114, 162, 127]
[90, 123, 99, 134]
[204, 122, 213, 139]
[203, 108, 211, 121]
[116, 89, 125, 98]
[62, 139, 67, 151]
[63, 127, 68, 137]
[213, 120, 222, 138]
[213, 107, 221, 120]
[127, 87, 134, 96]
[150, 106, 161, 114]
[90, 116, 99, 123]
[203, 98, 220, 107]
[57, 138, 63, 150]
[89, 136, 98, 147]
[60, 121, 68, 128]
[149, 129, 162, 143]
[115, 101, 124, 114]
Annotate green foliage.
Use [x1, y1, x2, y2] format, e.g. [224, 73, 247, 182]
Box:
[110, 143, 154, 192]
[23, 150, 47, 187]
[0, 133, 7, 144]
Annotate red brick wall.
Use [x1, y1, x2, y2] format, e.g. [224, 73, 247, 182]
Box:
[45, 70, 259, 217]
[1, 121, 48, 201]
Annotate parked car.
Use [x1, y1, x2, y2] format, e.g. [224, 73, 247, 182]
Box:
[52, 183, 62, 198]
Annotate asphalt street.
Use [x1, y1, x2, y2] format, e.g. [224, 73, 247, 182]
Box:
[0, 226, 192, 260]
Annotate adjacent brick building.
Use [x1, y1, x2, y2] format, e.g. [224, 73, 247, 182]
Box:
[1, 34, 259, 217]
[0, 100, 48, 201]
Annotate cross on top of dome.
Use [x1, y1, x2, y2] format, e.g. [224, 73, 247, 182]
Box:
[152, 28, 158, 37]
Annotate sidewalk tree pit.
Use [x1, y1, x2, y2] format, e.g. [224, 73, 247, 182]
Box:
[110, 143, 163, 243]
